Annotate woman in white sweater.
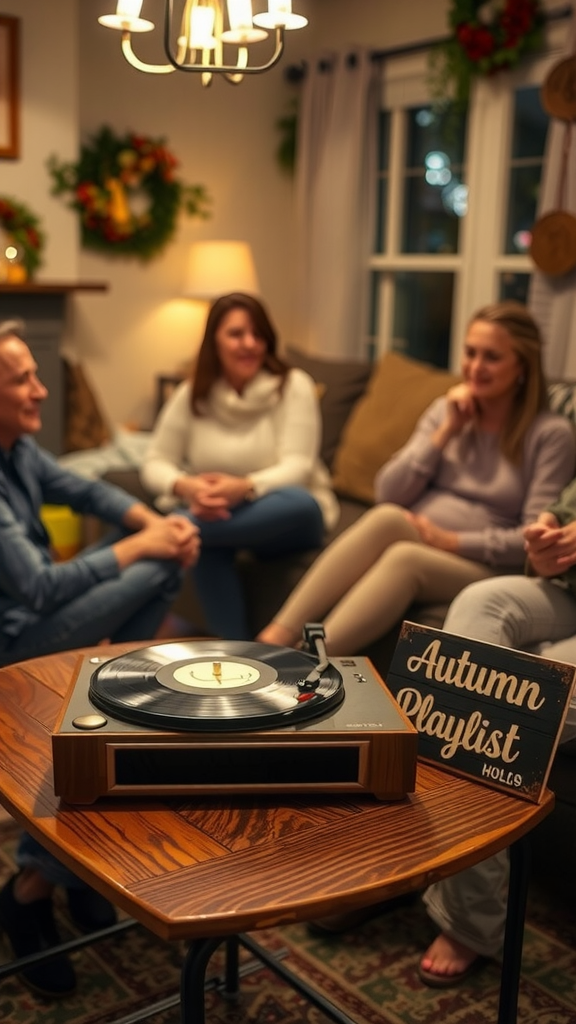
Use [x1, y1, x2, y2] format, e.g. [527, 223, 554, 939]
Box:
[141, 292, 338, 639]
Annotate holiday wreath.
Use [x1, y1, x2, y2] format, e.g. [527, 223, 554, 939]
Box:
[48, 127, 211, 261]
[0, 196, 45, 278]
[431, 0, 545, 106]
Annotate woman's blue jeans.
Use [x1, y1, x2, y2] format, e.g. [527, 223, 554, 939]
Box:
[190, 487, 324, 639]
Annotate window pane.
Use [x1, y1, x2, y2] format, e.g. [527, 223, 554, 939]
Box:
[499, 272, 530, 304]
[505, 87, 547, 254]
[392, 271, 454, 368]
[512, 86, 548, 159]
[367, 271, 379, 362]
[375, 110, 390, 252]
[402, 105, 468, 254]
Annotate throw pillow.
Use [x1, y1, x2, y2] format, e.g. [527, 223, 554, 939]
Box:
[285, 348, 373, 470]
[331, 350, 461, 504]
[63, 359, 112, 453]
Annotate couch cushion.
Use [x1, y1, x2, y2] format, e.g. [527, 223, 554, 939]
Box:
[285, 348, 373, 470]
[331, 350, 461, 504]
[548, 381, 576, 427]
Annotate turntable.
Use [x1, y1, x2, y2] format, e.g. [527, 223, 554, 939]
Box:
[52, 625, 418, 804]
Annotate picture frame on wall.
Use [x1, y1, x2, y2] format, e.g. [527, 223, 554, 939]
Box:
[0, 16, 20, 159]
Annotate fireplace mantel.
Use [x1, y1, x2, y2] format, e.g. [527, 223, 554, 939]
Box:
[0, 281, 108, 294]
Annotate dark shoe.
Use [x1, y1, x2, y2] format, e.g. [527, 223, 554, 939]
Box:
[308, 892, 418, 936]
[66, 886, 117, 932]
[0, 873, 76, 998]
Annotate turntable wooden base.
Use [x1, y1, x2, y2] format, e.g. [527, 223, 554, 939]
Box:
[51, 644, 418, 804]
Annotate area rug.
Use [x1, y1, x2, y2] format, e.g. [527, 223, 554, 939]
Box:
[1, 816, 575, 1024]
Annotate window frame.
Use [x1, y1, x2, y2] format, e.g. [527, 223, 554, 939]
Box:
[370, 17, 568, 371]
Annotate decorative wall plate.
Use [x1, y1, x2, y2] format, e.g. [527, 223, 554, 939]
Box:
[541, 56, 576, 122]
[530, 210, 576, 276]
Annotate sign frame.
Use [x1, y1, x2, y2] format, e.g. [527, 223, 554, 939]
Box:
[386, 621, 575, 803]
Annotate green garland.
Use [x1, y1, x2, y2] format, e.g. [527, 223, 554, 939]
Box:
[275, 98, 298, 175]
[430, 0, 545, 107]
[48, 127, 211, 261]
[0, 196, 45, 277]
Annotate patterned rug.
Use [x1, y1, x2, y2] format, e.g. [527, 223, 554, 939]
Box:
[0, 817, 575, 1024]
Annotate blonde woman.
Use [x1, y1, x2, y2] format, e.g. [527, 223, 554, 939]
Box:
[259, 302, 576, 654]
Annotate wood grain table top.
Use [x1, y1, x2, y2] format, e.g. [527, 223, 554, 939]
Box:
[0, 643, 554, 942]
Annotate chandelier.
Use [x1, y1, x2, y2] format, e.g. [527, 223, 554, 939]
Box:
[98, 1, 308, 85]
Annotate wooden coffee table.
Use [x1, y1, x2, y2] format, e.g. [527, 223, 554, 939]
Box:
[0, 643, 555, 1023]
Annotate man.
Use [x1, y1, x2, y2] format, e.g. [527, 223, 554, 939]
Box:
[419, 489, 576, 986]
[0, 320, 200, 997]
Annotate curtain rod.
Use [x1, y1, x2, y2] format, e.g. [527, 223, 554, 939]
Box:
[285, 3, 574, 81]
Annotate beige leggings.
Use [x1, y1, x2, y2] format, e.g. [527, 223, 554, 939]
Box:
[274, 504, 496, 654]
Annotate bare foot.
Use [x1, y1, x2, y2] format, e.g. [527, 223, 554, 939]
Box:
[257, 622, 298, 647]
[419, 932, 479, 983]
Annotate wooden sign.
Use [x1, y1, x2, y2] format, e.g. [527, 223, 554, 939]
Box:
[386, 622, 575, 803]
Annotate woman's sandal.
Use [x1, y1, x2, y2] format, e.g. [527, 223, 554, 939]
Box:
[417, 954, 487, 988]
[417, 933, 488, 988]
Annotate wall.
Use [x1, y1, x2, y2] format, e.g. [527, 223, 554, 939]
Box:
[75, 0, 451, 429]
[6, 0, 451, 430]
[0, 0, 78, 279]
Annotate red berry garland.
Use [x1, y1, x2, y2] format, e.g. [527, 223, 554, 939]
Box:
[431, 0, 545, 106]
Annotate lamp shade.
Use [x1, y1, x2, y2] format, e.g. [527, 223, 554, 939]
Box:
[183, 240, 259, 299]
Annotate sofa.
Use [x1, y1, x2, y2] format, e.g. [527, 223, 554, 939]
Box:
[103, 348, 463, 672]
[102, 347, 576, 677]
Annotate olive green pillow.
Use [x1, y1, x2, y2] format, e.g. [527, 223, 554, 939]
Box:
[331, 351, 461, 504]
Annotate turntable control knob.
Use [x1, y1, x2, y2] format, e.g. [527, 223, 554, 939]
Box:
[72, 714, 108, 730]
[353, 673, 367, 683]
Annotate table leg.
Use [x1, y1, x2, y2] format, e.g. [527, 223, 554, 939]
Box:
[180, 937, 224, 1023]
[497, 835, 531, 1024]
[223, 936, 240, 998]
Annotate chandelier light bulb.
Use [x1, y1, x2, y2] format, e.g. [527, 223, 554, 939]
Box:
[227, 0, 253, 30]
[189, 5, 217, 48]
[117, 0, 143, 17]
[98, 0, 154, 32]
[253, 0, 307, 31]
[221, 0, 268, 42]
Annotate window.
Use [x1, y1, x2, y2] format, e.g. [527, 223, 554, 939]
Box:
[370, 19, 567, 371]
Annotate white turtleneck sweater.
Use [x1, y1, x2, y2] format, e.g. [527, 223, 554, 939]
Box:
[141, 368, 339, 530]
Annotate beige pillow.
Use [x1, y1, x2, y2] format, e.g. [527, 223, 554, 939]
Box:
[331, 351, 461, 504]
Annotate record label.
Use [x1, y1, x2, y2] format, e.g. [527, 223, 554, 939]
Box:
[158, 655, 275, 694]
[89, 640, 345, 733]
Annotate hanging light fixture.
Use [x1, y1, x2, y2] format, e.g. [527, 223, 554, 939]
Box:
[98, 1, 308, 85]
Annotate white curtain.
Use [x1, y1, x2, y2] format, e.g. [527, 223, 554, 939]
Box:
[293, 50, 380, 361]
[528, 11, 576, 379]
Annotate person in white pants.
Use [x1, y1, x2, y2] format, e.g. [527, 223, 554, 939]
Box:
[420, 479, 576, 986]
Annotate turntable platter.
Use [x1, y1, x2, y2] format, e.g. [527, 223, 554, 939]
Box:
[89, 640, 345, 732]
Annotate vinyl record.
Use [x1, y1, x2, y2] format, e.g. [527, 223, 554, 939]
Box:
[89, 640, 345, 732]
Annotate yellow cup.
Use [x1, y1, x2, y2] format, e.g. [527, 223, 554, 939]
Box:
[40, 505, 82, 561]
